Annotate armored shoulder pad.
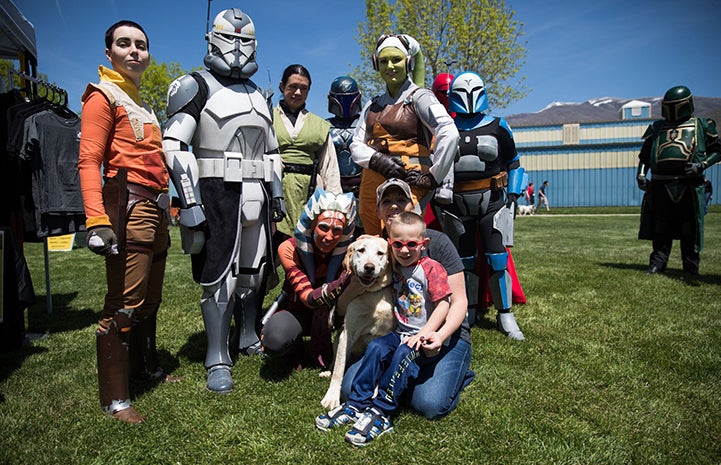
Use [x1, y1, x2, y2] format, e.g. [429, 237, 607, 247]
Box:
[498, 117, 513, 138]
[702, 117, 718, 133]
[259, 85, 275, 116]
[641, 122, 660, 140]
[166, 74, 202, 117]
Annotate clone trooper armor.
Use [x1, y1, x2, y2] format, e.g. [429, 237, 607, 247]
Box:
[637, 85, 720, 274]
[327, 76, 363, 230]
[437, 71, 525, 340]
[163, 8, 285, 393]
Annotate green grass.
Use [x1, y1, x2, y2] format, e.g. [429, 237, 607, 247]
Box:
[1, 207, 720, 464]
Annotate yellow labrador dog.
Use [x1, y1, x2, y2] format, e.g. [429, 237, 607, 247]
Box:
[320, 236, 396, 409]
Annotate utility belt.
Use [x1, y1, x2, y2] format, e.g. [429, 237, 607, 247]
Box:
[455, 171, 507, 193]
[283, 162, 314, 176]
[650, 173, 704, 185]
[127, 182, 170, 211]
[197, 152, 270, 181]
[102, 174, 169, 251]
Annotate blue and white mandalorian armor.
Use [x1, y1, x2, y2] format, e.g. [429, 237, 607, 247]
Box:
[436, 71, 525, 340]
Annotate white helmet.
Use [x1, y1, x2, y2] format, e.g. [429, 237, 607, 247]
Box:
[204, 8, 258, 79]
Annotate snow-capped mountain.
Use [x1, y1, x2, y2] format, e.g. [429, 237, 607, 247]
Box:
[505, 96, 721, 127]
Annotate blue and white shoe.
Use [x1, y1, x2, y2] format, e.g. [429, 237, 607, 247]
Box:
[344, 407, 393, 446]
[315, 403, 360, 432]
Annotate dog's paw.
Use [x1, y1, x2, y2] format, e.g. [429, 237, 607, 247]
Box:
[321, 386, 341, 409]
[319, 370, 331, 378]
[321, 395, 340, 410]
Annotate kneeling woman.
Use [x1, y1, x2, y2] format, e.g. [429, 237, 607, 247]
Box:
[261, 188, 356, 370]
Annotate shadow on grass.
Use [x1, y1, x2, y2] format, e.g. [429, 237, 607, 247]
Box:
[26, 292, 98, 334]
[130, 348, 183, 399]
[177, 324, 299, 382]
[599, 262, 721, 286]
[468, 307, 500, 333]
[1, 292, 95, 399]
[177, 331, 207, 364]
[0, 344, 48, 404]
[259, 357, 295, 382]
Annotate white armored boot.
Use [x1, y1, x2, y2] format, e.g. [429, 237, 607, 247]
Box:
[487, 253, 525, 341]
[496, 312, 524, 341]
[201, 289, 234, 394]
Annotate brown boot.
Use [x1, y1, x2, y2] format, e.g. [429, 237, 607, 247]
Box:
[97, 328, 142, 421]
[112, 406, 145, 424]
[131, 315, 183, 383]
[128, 323, 146, 381]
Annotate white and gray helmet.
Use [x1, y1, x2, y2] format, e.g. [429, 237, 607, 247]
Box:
[204, 8, 258, 79]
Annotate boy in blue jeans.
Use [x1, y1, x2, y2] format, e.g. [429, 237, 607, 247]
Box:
[315, 211, 451, 446]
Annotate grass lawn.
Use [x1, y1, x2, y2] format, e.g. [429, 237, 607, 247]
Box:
[1, 207, 719, 464]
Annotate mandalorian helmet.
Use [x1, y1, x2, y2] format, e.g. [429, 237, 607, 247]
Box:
[328, 76, 361, 119]
[449, 71, 488, 115]
[662, 85, 694, 123]
[431, 73, 453, 111]
[204, 8, 258, 79]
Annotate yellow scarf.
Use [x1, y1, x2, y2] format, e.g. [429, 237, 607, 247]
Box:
[98, 65, 143, 106]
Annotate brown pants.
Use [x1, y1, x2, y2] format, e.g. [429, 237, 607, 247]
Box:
[100, 200, 169, 328]
[96, 200, 169, 414]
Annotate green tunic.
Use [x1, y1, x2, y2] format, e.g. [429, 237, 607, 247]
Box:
[274, 107, 332, 236]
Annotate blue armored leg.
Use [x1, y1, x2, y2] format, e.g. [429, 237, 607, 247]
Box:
[486, 252, 524, 340]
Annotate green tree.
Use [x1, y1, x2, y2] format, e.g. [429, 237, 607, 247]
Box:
[0, 58, 52, 97]
[0, 58, 16, 88]
[355, 0, 528, 112]
[139, 57, 198, 128]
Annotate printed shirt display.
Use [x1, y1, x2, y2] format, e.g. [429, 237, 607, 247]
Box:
[391, 256, 451, 336]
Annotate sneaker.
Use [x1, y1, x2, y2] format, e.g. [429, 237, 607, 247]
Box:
[344, 407, 393, 447]
[315, 403, 360, 432]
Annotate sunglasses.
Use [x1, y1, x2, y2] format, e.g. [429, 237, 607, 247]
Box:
[388, 238, 423, 250]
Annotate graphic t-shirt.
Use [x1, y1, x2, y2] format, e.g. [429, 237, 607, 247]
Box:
[392, 256, 451, 336]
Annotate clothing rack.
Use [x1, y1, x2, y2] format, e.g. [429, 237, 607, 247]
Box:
[7, 69, 68, 107]
[7, 68, 72, 316]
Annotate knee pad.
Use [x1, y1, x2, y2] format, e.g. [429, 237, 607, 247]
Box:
[461, 255, 477, 272]
[261, 311, 302, 354]
[485, 252, 508, 272]
[96, 308, 136, 336]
